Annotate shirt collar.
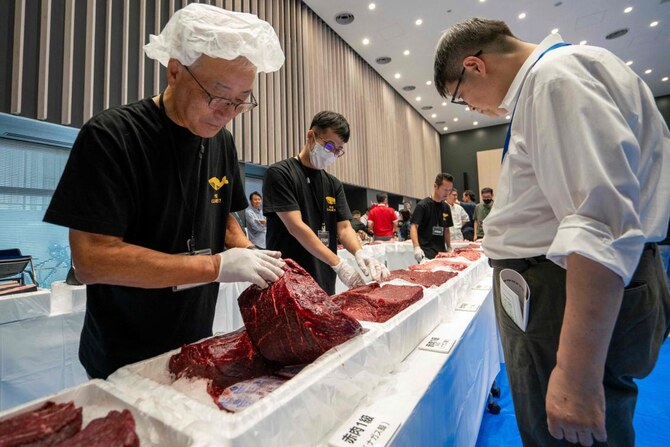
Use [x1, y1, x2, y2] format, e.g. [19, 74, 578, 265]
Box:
[499, 33, 564, 112]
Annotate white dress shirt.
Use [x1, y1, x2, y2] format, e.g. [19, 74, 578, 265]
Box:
[483, 34, 670, 284]
[449, 203, 470, 241]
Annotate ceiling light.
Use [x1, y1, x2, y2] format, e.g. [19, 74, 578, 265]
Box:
[465, 106, 470, 111]
[480, 0, 486, 3]
[443, 126, 448, 131]
[442, 102, 447, 106]
[626, 60, 633, 66]
[624, 6, 633, 13]
[403, 49, 410, 56]
[473, 121, 479, 125]
[580, 40, 587, 45]
[518, 13, 526, 19]
[416, 96, 422, 101]
[453, 117, 459, 122]
[650, 21, 658, 27]
[394, 73, 401, 79]
[662, 77, 669, 82]
[551, 28, 559, 34]
[368, 3, 376, 10]
[645, 69, 652, 74]
[415, 19, 423, 26]
[426, 80, 432, 86]
[431, 113, 437, 118]
[505, 115, 511, 120]
[362, 38, 370, 45]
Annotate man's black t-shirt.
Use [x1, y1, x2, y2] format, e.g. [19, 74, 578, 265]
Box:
[43, 98, 247, 378]
[410, 197, 455, 259]
[263, 157, 351, 295]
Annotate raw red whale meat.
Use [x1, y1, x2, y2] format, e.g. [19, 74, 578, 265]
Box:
[386, 269, 457, 287]
[54, 410, 138, 447]
[332, 284, 424, 323]
[0, 401, 82, 447]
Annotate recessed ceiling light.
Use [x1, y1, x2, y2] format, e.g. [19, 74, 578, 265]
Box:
[453, 117, 459, 122]
[362, 38, 370, 45]
[518, 12, 526, 19]
[403, 49, 410, 56]
[480, 0, 486, 3]
[443, 126, 448, 131]
[663, 77, 669, 82]
[650, 21, 658, 28]
[426, 80, 432, 86]
[551, 28, 559, 34]
[505, 115, 511, 120]
[394, 73, 401, 79]
[624, 6, 633, 13]
[368, 3, 376, 10]
[473, 121, 479, 125]
[431, 113, 437, 118]
[465, 106, 470, 111]
[645, 69, 652, 74]
[442, 102, 447, 106]
[416, 96, 422, 101]
[415, 19, 423, 26]
[626, 60, 633, 66]
[580, 40, 587, 45]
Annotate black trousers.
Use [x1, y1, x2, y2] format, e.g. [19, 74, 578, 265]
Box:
[490, 244, 670, 446]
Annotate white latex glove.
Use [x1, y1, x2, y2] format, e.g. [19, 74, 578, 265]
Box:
[445, 244, 454, 253]
[354, 249, 390, 281]
[414, 246, 425, 263]
[332, 260, 366, 289]
[216, 248, 285, 289]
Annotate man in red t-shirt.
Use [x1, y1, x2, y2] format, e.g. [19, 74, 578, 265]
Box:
[367, 193, 399, 241]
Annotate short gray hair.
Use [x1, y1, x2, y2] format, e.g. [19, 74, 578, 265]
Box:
[433, 18, 517, 98]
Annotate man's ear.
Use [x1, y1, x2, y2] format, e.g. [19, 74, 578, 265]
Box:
[166, 59, 181, 86]
[464, 54, 486, 75]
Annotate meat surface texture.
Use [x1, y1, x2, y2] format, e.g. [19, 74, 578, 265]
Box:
[409, 259, 470, 272]
[332, 284, 424, 323]
[169, 327, 272, 391]
[238, 259, 363, 364]
[54, 410, 138, 447]
[387, 269, 457, 287]
[0, 401, 82, 447]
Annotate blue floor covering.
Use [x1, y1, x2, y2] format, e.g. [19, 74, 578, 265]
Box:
[475, 338, 670, 446]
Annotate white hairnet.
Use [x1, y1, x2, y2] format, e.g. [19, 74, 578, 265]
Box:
[144, 3, 284, 73]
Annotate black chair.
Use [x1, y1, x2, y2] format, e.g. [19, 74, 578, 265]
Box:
[0, 248, 39, 287]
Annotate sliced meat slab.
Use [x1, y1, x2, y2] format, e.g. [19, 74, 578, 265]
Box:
[54, 410, 138, 447]
[238, 259, 363, 365]
[332, 284, 424, 323]
[409, 259, 470, 272]
[387, 269, 458, 287]
[0, 401, 82, 447]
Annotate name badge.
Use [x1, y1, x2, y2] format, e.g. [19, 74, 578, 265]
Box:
[432, 226, 444, 236]
[318, 224, 330, 246]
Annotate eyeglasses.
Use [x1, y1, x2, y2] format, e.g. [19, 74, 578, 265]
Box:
[450, 50, 483, 106]
[182, 65, 257, 113]
[316, 135, 346, 158]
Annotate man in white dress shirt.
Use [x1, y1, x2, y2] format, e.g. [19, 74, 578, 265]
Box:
[446, 188, 469, 241]
[434, 18, 670, 446]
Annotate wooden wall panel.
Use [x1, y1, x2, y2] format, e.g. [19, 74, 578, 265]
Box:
[2, 0, 440, 199]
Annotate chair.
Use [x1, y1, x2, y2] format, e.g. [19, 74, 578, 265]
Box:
[0, 248, 39, 287]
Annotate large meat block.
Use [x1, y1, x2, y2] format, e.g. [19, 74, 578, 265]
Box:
[332, 284, 424, 323]
[54, 410, 139, 447]
[387, 269, 457, 287]
[409, 259, 470, 271]
[238, 259, 363, 365]
[169, 328, 271, 390]
[0, 401, 82, 447]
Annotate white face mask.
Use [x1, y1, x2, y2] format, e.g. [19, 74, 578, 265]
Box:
[308, 137, 337, 170]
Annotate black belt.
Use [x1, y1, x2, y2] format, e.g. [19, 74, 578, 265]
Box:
[489, 243, 657, 270]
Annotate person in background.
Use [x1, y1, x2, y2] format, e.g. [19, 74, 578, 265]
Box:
[359, 208, 369, 227]
[434, 17, 670, 446]
[263, 111, 389, 295]
[367, 193, 399, 242]
[410, 173, 455, 262]
[446, 188, 470, 241]
[350, 209, 372, 241]
[398, 209, 412, 241]
[473, 187, 494, 241]
[245, 191, 267, 249]
[42, 4, 286, 379]
[460, 189, 477, 241]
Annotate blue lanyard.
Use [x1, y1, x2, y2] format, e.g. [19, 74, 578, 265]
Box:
[502, 42, 571, 163]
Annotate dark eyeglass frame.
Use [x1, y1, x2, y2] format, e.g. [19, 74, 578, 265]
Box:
[315, 134, 346, 158]
[450, 50, 483, 106]
[182, 65, 258, 113]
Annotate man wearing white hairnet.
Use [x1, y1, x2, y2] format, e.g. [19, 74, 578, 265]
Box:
[44, 4, 286, 379]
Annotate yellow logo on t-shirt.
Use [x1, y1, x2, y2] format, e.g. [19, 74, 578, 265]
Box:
[326, 196, 336, 212]
[443, 212, 449, 220]
[208, 176, 228, 191]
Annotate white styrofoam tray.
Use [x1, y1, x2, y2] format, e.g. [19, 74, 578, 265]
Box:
[0, 379, 210, 446]
[0, 288, 50, 325]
